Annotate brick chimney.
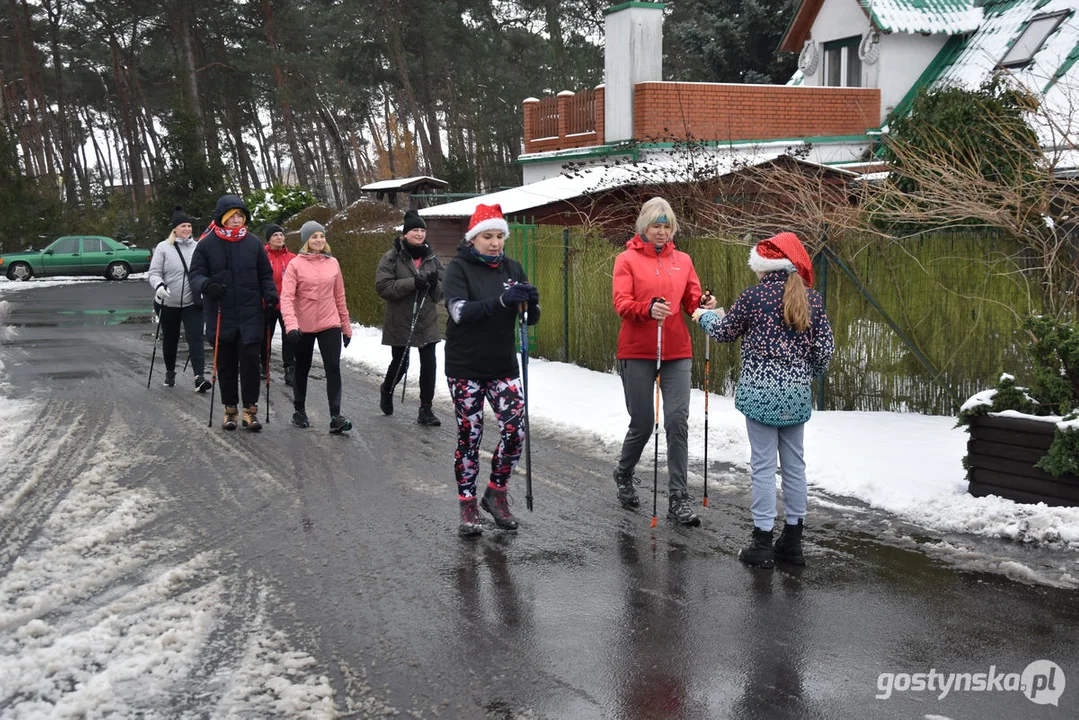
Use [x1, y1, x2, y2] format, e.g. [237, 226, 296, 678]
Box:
[604, 2, 664, 143]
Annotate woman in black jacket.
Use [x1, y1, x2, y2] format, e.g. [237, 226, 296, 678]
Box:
[189, 194, 278, 432]
[375, 210, 444, 425]
[442, 203, 539, 537]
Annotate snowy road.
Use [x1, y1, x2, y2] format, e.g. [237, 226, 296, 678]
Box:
[0, 282, 1076, 719]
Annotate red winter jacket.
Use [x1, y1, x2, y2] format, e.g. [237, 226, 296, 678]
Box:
[613, 234, 704, 360]
[265, 244, 296, 296]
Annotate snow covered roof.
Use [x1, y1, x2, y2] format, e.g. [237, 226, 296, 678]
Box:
[420, 151, 798, 219]
[360, 176, 448, 192]
[863, 0, 983, 36]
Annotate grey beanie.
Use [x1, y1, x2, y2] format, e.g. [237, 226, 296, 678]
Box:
[300, 220, 325, 244]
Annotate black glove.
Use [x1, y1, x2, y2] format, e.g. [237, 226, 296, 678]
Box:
[424, 269, 439, 287]
[414, 275, 429, 291]
[500, 284, 530, 306]
[287, 329, 303, 343]
[265, 297, 278, 312]
[343, 335, 351, 348]
[204, 282, 226, 301]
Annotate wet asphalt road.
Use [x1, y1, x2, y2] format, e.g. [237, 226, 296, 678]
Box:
[1, 281, 1077, 719]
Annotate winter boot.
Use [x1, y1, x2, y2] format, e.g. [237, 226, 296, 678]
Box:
[739, 528, 775, 569]
[283, 365, 295, 387]
[667, 491, 701, 526]
[194, 375, 212, 394]
[774, 519, 806, 566]
[613, 468, 640, 509]
[163, 370, 176, 387]
[242, 405, 262, 432]
[222, 406, 239, 431]
[458, 498, 483, 537]
[480, 484, 518, 531]
[329, 414, 352, 434]
[417, 405, 441, 426]
[379, 383, 393, 415]
[292, 408, 309, 428]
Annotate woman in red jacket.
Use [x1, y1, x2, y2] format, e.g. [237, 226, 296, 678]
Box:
[612, 197, 716, 525]
[281, 221, 353, 434]
[263, 224, 297, 386]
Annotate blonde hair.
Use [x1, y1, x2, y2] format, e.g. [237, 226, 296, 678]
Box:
[635, 197, 678, 236]
[166, 229, 177, 245]
[300, 238, 333, 255]
[782, 273, 811, 332]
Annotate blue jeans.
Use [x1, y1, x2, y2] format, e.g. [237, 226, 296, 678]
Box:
[745, 418, 807, 531]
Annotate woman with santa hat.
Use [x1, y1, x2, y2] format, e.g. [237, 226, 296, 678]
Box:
[442, 203, 539, 537]
[692, 231, 834, 569]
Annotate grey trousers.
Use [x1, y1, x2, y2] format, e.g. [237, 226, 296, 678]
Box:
[617, 357, 691, 496]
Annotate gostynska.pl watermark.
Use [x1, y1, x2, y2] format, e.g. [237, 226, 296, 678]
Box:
[876, 660, 1065, 706]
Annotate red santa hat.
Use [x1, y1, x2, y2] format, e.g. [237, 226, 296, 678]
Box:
[748, 231, 814, 287]
[465, 203, 510, 242]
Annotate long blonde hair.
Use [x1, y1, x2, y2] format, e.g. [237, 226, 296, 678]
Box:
[166, 228, 177, 245]
[299, 239, 333, 255]
[782, 273, 811, 331]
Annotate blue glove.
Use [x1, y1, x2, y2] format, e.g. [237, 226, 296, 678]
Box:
[524, 284, 539, 304]
[500, 284, 530, 305]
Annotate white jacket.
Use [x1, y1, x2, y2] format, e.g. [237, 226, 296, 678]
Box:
[147, 236, 199, 308]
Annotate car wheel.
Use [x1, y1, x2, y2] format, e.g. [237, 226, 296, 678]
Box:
[106, 262, 131, 281]
[7, 262, 33, 281]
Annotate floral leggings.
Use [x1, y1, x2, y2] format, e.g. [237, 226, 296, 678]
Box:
[448, 377, 526, 499]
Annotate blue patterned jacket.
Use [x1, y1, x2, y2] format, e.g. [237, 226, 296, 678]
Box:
[697, 272, 834, 427]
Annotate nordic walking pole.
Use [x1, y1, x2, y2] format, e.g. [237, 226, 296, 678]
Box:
[146, 307, 162, 389]
[519, 308, 533, 511]
[702, 288, 712, 508]
[651, 311, 664, 529]
[399, 292, 426, 401]
[208, 308, 222, 427]
[264, 322, 272, 423]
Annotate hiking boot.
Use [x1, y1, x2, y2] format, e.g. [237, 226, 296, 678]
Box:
[614, 468, 640, 509]
[379, 384, 393, 415]
[284, 366, 295, 387]
[242, 405, 262, 432]
[292, 408, 309, 428]
[739, 528, 775, 569]
[223, 406, 239, 431]
[667, 491, 701, 526]
[774, 519, 806, 566]
[459, 498, 483, 537]
[417, 405, 441, 426]
[480, 484, 518, 531]
[194, 375, 212, 393]
[329, 414, 352, 434]
[163, 370, 176, 387]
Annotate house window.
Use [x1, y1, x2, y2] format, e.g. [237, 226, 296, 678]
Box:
[1000, 11, 1070, 68]
[823, 37, 862, 87]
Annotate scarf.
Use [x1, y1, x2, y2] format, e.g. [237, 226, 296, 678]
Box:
[209, 222, 248, 242]
[403, 241, 428, 259]
[469, 245, 503, 267]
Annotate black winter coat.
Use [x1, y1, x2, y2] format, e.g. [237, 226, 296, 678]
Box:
[443, 241, 539, 380]
[190, 231, 277, 345]
[375, 238, 444, 347]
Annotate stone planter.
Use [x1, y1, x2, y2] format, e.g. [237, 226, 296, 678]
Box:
[967, 414, 1079, 507]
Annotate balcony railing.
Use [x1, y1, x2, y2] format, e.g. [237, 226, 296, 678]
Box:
[523, 87, 604, 154]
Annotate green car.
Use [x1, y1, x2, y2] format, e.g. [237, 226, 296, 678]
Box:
[0, 235, 153, 281]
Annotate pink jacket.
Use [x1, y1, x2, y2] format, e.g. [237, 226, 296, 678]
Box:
[281, 253, 352, 338]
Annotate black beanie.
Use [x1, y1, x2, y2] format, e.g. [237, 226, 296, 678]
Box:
[403, 209, 426, 233]
[171, 206, 193, 229]
[264, 223, 285, 240]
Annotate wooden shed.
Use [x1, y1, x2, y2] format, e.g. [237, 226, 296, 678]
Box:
[361, 176, 449, 210]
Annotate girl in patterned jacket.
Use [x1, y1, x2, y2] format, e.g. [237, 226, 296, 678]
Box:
[692, 232, 834, 569]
